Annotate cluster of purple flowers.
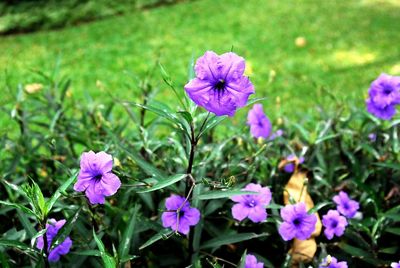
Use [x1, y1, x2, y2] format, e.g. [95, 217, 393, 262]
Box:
[366, 73, 400, 120]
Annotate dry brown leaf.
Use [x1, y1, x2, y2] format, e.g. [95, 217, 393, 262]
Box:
[282, 158, 321, 267]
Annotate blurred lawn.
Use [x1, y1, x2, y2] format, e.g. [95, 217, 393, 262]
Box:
[1, 0, 400, 124]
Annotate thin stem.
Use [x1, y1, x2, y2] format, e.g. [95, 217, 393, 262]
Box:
[195, 112, 211, 142]
[200, 251, 237, 267]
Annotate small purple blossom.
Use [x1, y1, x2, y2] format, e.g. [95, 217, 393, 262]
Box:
[269, 129, 283, 140]
[184, 51, 255, 116]
[391, 261, 400, 268]
[333, 191, 359, 218]
[283, 155, 305, 173]
[161, 194, 200, 235]
[231, 183, 272, 223]
[245, 254, 264, 268]
[74, 151, 121, 205]
[247, 104, 272, 139]
[319, 256, 348, 268]
[322, 210, 348, 240]
[278, 202, 317, 241]
[368, 133, 377, 142]
[366, 73, 400, 120]
[36, 219, 72, 262]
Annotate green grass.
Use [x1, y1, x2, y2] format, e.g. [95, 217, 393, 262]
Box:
[1, 0, 400, 122]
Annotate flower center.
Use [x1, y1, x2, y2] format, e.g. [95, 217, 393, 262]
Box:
[293, 218, 302, 226]
[178, 210, 185, 217]
[214, 79, 225, 91]
[94, 174, 102, 181]
[383, 86, 392, 95]
[330, 220, 338, 228]
[247, 199, 257, 208]
[343, 202, 349, 210]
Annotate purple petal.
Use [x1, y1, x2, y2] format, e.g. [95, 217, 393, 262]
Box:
[177, 217, 191, 235]
[100, 173, 121, 196]
[165, 195, 187, 210]
[219, 52, 245, 81]
[194, 51, 220, 80]
[94, 151, 113, 174]
[85, 183, 105, 204]
[232, 203, 250, 221]
[247, 206, 267, 223]
[278, 222, 296, 241]
[73, 177, 92, 192]
[183, 207, 200, 226]
[184, 78, 213, 107]
[162, 212, 177, 228]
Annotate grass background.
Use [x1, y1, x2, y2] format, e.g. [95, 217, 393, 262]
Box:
[1, 0, 400, 124]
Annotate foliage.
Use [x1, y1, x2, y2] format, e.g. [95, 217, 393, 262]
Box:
[0, 0, 184, 34]
[0, 61, 399, 267]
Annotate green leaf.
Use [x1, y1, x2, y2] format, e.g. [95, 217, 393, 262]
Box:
[195, 190, 258, 200]
[93, 229, 117, 268]
[119, 255, 139, 262]
[198, 115, 227, 138]
[31, 229, 47, 248]
[45, 171, 77, 215]
[200, 232, 268, 249]
[0, 239, 37, 254]
[0, 200, 38, 218]
[118, 205, 139, 262]
[338, 242, 382, 266]
[238, 249, 247, 268]
[50, 208, 81, 250]
[307, 201, 332, 214]
[384, 227, 400, 235]
[71, 250, 102, 257]
[137, 174, 186, 193]
[139, 229, 174, 250]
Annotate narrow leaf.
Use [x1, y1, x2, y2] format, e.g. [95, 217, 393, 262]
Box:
[118, 205, 139, 260]
[46, 171, 78, 215]
[200, 232, 268, 249]
[50, 208, 81, 250]
[93, 229, 117, 268]
[139, 229, 174, 250]
[195, 190, 258, 200]
[137, 174, 186, 193]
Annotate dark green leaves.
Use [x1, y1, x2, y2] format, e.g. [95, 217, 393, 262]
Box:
[92, 229, 117, 268]
[200, 232, 268, 250]
[137, 174, 186, 193]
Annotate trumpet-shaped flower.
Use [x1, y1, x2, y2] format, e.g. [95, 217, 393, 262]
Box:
[247, 104, 272, 139]
[231, 183, 272, 223]
[184, 51, 254, 116]
[278, 202, 317, 241]
[322, 210, 348, 240]
[37, 219, 72, 262]
[161, 195, 200, 235]
[366, 73, 400, 120]
[333, 191, 359, 218]
[74, 151, 121, 204]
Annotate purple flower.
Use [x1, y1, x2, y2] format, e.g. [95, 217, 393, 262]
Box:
[283, 155, 305, 173]
[74, 151, 121, 205]
[36, 219, 72, 262]
[333, 191, 359, 218]
[368, 133, 377, 142]
[366, 73, 400, 120]
[245, 254, 264, 268]
[278, 202, 317, 241]
[319, 256, 348, 268]
[366, 98, 396, 120]
[161, 194, 200, 235]
[391, 261, 400, 268]
[184, 51, 255, 116]
[231, 183, 272, 223]
[247, 104, 272, 139]
[322, 210, 348, 240]
[269, 129, 283, 140]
